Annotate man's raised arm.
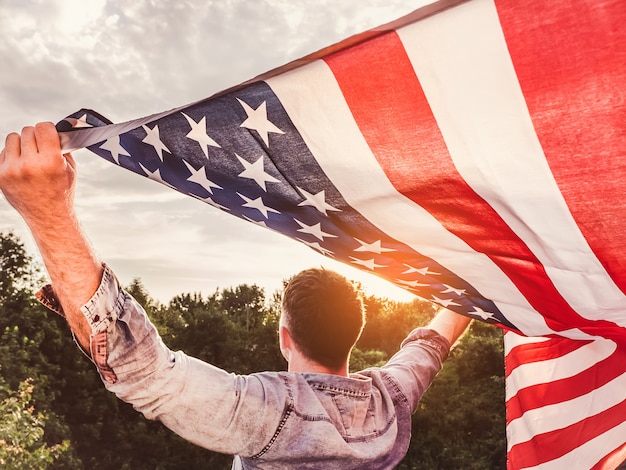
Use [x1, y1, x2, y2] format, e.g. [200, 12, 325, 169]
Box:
[427, 308, 473, 347]
[0, 122, 103, 349]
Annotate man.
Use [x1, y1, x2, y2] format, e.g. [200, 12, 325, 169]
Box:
[0, 122, 472, 469]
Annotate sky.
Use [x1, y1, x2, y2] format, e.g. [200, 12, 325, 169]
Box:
[0, 0, 427, 303]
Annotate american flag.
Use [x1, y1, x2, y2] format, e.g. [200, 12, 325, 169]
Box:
[57, 0, 626, 467]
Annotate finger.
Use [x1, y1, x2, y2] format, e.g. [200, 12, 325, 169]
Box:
[20, 126, 38, 156]
[34, 122, 61, 156]
[4, 132, 21, 159]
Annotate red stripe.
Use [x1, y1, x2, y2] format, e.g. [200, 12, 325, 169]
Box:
[322, 31, 626, 342]
[504, 337, 590, 377]
[494, 3, 626, 466]
[508, 396, 626, 468]
[495, 0, 626, 294]
[505, 341, 625, 423]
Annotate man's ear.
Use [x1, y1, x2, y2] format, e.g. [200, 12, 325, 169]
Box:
[279, 325, 292, 362]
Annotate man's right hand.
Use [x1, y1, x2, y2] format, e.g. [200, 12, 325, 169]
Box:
[1, 121, 103, 351]
[0, 122, 77, 229]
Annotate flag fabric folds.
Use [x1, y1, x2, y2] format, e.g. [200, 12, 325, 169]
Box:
[57, 0, 626, 468]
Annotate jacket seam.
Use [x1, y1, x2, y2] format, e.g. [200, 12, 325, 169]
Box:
[381, 371, 410, 407]
[250, 376, 294, 459]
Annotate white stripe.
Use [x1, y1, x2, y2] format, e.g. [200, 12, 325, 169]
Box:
[59, 102, 195, 152]
[397, 0, 626, 324]
[507, 367, 626, 448]
[503, 331, 549, 356]
[505, 338, 617, 399]
[266, 60, 556, 337]
[519, 420, 626, 470]
[503, 329, 599, 356]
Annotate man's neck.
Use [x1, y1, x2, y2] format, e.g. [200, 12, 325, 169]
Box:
[287, 354, 349, 377]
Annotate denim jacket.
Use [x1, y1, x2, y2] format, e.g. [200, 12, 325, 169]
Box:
[38, 265, 450, 469]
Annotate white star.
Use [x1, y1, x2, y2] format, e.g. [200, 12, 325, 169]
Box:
[402, 264, 439, 276]
[191, 194, 229, 211]
[182, 113, 221, 158]
[440, 284, 466, 296]
[470, 307, 497, 321]
[99, 136, 130, 164]
[142, 124, 170, 161]
[350, 257, 387, 271]
[294, 219, 337, 242]
[237, 154, 279, 191]
[395, 279, 429, 288]
[354, 239, 395, 254]
[431, 296, 462, 308]
[71, 114, 92, 128]
[297, 188, 339, 215]
[237, 193, 279, 218]
[296, 238, 335, 257]
[238, 98, 284, 147]
[183, 160, 222, 195]
[138, 163, 175, 189]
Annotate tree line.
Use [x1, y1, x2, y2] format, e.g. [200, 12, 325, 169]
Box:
[0, 231, 506, 469]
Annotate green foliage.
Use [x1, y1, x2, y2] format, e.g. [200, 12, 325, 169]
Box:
[0, 378, 69, 469]
[358, 296, 438, 356]
[220, 284, 268, 332]
[158, 287, 284, 374]
[0, 232, 41, 310]
[0, 231, 507, 469]
[350, 348, 386, 371]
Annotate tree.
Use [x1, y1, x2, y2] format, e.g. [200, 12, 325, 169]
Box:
[0, 231, 509, 469]
[219, 284, 267, 332]
[358, 296, 438, 356]
[160, 286, 284, 375]
[0, 232, 41, 311]
[0, 378, 69, 469]
[350, 348, 386, 371]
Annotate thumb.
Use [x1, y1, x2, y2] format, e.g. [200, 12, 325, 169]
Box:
[63, 152, 77, 171]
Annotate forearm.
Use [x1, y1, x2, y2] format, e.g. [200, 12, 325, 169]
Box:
[28, 213, 103, 350]
[427, 308, 472, 346]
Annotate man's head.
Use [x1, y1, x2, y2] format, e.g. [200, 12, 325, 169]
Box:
[281, 268, 365, 371]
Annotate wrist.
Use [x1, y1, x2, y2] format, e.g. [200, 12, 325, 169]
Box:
[428, 309, 472, 346]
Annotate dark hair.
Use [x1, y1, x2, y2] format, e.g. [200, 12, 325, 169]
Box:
[282, 268, 365, 369]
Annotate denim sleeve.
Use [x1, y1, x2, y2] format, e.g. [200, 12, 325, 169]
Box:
[380, 328, 451, 413]
[37, 264, 287, 457]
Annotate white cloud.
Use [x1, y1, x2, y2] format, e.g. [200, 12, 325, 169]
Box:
[0, 0, 422, 303]
[54, 0, 107, 34]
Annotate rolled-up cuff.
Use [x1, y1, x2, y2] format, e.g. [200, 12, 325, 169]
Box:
[36, 263, 124, 384]
[400, 327, 451, 363]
